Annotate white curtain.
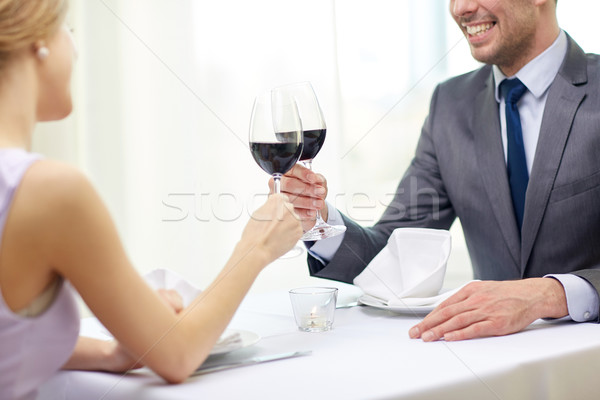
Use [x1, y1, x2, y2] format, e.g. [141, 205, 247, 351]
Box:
[32, 0, 600, 299]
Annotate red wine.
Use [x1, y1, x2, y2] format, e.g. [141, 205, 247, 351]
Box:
[250, 141, 303, 175]
[300, 129, 326, 161]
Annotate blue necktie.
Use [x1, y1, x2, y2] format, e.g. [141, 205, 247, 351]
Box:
[500, 78, 528, 231]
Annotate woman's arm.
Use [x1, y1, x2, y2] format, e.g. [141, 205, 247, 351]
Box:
[22, 160, 301, 383]
[62, 289, 183, 372]
[62, 337, 143, 372]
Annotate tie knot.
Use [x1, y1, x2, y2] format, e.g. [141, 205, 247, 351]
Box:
[500, 78, 527, 105]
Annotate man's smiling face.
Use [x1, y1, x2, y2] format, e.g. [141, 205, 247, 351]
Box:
[449, 0, 539, 75]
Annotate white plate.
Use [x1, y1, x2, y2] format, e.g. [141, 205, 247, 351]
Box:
[93, 320, 260, 356]
[209, 329, 261, 356]
[358, 294, 436, 314]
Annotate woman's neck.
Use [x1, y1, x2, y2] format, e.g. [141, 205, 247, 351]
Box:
[0, 58, 38, 150]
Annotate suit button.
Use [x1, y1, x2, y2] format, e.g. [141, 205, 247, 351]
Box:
[584, 311, 591, 320]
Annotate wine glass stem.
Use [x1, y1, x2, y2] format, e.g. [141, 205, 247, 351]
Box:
[301, 160, 325, 224]
[273, 173, 282, 194]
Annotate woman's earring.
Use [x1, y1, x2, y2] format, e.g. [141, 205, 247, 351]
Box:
[36, 46, 50, 60]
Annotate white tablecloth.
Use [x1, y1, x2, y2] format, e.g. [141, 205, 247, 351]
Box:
[38, 284, 599, 400]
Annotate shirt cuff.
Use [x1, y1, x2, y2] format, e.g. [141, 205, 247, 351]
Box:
[305, 203, 346, 264]
[545, 274, 599, 322]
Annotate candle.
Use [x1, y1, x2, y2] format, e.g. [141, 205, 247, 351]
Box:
[289, 287, 338, 332]
[301, 307, 328, 330]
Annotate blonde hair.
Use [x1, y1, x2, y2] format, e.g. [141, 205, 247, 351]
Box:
[0, 0, 68, 70]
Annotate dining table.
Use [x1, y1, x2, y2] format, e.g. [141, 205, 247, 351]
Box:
[38, 281, 599, 400]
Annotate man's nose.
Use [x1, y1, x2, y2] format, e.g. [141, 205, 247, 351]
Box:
[451, 0, 478, 18]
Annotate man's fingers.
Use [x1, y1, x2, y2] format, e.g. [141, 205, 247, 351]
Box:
[409, 297, 475, 339]
[419, 309, 483, 341]
[280, 175, 326, 199]
[285, 164, 326, 184]
[409, 281, 483, 338]
[284, 195, 324, 211]
[443, 321, 496, 341]
[435, 286, 473, 309]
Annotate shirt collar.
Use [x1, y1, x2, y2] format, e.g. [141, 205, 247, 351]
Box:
[493, 30, 568, 102]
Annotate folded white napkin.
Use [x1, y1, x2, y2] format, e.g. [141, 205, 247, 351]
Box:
[143, 269, 242, 353]
[353, 228, 452, 306]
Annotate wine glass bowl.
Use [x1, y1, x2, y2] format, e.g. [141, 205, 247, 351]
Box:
[249, 90, 303, 194]
[275, 82, 346, 241]
[250, 141, 302, 180]
[299, 128, 327, 163]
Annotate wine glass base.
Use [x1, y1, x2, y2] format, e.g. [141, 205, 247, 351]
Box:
[301, 223, 346, 241]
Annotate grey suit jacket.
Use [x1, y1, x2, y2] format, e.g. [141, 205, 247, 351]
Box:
[308, 35, 600, 315]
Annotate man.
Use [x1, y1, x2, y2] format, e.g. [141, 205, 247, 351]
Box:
[278, 0, 600, 341]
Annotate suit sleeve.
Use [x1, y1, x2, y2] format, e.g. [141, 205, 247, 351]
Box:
[572, 270, 600, 322]
[308, 86, 457, 284]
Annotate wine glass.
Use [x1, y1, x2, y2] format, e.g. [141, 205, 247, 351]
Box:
[277, 82, 346, 241]
[249, 89, 303, 194]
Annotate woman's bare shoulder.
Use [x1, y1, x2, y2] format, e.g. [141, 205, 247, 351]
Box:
[24, 159, 92, 193]
[16, 159, 124, 275]
[13, 159, 107, 243]
[20, 159, 98, 214]
[1, 160, 106, 280]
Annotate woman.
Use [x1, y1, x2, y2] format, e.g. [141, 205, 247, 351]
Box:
[0, 0, 303, 398]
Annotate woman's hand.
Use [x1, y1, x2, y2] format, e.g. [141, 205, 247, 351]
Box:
[157, 288, 184, 314]
[102, 340, 145, 372]
[240, 193, 303, 263]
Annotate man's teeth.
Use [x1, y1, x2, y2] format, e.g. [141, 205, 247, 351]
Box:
[465, 23, 493, 36]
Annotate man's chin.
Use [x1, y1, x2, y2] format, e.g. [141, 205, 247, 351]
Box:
[468, 46, 498, 66]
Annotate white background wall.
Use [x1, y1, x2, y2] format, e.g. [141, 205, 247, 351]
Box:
[32, 1, 600, 314]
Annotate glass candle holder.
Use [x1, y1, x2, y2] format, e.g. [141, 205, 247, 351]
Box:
[289, 287, 338, 332]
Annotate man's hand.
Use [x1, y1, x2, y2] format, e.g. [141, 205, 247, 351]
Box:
[409, 278, 568, 342]
[270, 164, 329, 232]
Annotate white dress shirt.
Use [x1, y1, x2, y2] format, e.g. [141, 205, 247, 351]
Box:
[309, 30, 599, 322]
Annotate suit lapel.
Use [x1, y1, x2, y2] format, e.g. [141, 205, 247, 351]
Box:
[521, 37, 588, 271]
[473, 72, 522, 271]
